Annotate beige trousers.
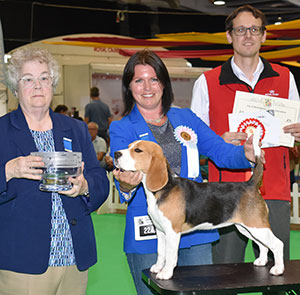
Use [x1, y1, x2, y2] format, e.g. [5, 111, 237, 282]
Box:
[0, 265, 88, 295]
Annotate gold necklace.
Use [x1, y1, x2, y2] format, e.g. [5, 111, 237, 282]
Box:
[144, 114, 165, 123]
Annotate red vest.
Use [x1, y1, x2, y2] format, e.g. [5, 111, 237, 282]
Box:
[205, 59, 290, 201]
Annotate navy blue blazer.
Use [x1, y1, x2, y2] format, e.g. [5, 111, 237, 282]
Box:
[0, 106, 109, 274]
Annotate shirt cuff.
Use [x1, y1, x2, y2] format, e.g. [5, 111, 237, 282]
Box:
[120, 187, 137, 201]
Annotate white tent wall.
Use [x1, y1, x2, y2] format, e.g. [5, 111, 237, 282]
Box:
[6, 34, 210, 117]
[63, 64, 90, 118]
[91, 72, 123, 121]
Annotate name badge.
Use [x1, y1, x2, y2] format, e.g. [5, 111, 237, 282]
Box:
[134, 215, 157, 241]
[63, 137, 72, 152]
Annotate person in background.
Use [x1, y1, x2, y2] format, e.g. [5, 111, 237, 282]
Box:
[84, 86, 113, 141]
[54, 104, 69, 115]
[109, 49, 263, 295]
[0, 47, 109, 295]
[88, 121, 107, 163]
[191, 5, 300, 294]
[88, 121, 113, 171]
[101, 145, 114, 172]
[70, 106, 83, 121]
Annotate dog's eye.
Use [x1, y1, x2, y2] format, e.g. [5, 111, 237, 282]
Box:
[134, 148, 143, 153]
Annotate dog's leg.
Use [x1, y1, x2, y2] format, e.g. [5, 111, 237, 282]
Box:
[235, 224, 269, 266]
[156, 229, 181, 280]
[253, 242, 269, 267]
[235, 224, 284, 276]
[246, 227, 284, 276]
[150, 230, 166, 274]
[268, 237, 285, 276]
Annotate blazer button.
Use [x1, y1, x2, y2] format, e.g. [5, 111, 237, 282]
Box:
[70, 219, 77, 225]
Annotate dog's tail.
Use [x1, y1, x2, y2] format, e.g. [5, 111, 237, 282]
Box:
[249, 130, 263, 188]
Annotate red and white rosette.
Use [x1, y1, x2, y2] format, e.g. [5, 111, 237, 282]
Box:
[174, 126, 199, 178]
[237, 118, 266, 143]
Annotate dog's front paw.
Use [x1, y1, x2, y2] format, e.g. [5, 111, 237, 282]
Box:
[253, 257, 268, 267]
[269, 265, 284, 276]
[150, 263, 163, 274]
[156, 268, 174, 280]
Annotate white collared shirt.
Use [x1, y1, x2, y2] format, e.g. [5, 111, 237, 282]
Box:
[231, 56, 263, 90]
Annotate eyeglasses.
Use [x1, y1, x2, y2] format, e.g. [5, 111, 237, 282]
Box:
[231, 26, 263, 36]
[19, 74, 53, 88]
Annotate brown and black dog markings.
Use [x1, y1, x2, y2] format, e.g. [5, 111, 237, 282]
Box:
[114, 140, 284, 280]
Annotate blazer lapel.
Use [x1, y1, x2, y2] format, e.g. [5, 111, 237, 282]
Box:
[50, 110, 73, 152]
[10, 107, 73, 155]
[129, 105, 157, 142]
[10, 106, 38, 156]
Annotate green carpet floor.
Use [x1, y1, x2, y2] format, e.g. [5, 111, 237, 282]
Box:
[87, 213, 300, 295]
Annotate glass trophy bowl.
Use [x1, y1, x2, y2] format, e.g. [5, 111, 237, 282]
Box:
[31, 151, 82, 192]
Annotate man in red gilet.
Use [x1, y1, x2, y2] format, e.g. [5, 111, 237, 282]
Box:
[191, 5, 300, 294]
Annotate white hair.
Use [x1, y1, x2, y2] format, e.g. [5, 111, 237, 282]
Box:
[6, 47, 60, 92]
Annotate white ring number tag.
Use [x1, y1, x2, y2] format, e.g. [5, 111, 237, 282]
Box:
[134, 215, 157, 241]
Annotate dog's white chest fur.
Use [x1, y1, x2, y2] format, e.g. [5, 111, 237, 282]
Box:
[144, 185, 172, 233]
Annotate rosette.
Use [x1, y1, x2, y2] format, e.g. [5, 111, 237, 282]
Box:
[174, 126, 199, 178]
[237, 118, 266, 143]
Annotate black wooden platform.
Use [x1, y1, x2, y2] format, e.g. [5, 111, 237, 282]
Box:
[142, 260, 300, 294]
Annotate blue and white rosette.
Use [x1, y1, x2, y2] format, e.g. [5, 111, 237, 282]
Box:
[174, 126, 199, 178]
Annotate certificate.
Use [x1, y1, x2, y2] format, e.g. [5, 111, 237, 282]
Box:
[231, 91, 300, 147]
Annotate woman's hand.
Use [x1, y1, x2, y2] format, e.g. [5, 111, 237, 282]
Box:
[59, 162, 89, 198]
[113, 168, 143, 192]
[222, 131, 247, 145]
[5, 155, 44, 182]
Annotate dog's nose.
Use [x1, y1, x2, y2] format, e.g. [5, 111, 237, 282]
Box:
[114, 151, 122, 160]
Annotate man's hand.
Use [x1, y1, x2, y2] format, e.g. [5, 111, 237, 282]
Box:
[283, 123, 300, 142]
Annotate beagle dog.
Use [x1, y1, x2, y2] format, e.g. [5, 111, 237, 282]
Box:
[114, 140, 284, 280]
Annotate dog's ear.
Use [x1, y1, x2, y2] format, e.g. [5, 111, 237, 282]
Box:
[146, 153, 168, 192]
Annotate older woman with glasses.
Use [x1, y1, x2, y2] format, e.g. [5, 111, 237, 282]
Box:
[0, 47, 109, 295]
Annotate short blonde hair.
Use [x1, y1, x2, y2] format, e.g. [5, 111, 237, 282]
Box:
[6, 47, 60, 92]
